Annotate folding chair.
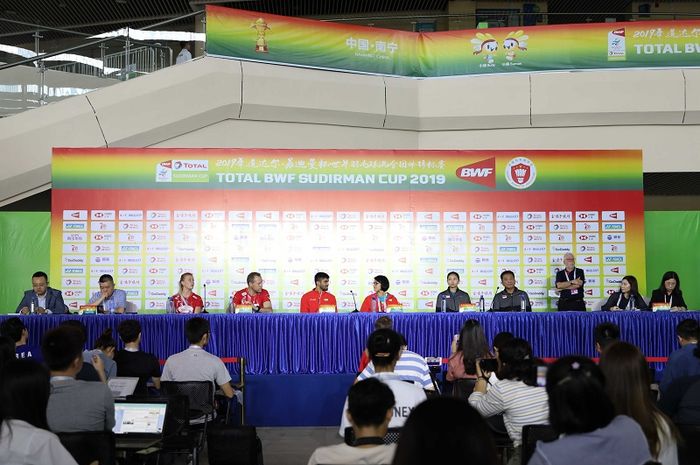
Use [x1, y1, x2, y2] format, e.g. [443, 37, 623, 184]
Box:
[485, 414, 513, 465]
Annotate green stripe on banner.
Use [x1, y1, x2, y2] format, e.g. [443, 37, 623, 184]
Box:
[206, 5, 700, 77]
[0, 212, 50, 314]
[644, 211, 700, 310]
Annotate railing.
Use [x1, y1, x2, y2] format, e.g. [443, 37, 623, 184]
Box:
[47, 45, 170, 78]
[0, 11, 201, 116]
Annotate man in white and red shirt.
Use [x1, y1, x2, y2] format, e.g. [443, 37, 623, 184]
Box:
[300, 272, 337, 313]
[231, 272, 272, 313]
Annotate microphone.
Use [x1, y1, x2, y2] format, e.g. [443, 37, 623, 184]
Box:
[350, 290, 358, 313]
[202, 283, 207, 313]
[490, 286, 500, 311]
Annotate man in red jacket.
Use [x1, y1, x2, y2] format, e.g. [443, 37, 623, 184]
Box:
[300, 272, 337, 313]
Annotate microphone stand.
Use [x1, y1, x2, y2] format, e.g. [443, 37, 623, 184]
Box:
[350, 290, 358, 313]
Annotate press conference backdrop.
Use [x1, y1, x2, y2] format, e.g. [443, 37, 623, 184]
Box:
[44, 148, 646, 313]
[0, 211, 697, 313]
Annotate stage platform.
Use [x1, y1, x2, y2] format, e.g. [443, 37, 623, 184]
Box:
[3, 312, 698, 426]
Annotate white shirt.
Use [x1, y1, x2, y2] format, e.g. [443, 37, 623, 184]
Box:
[357, 349, 434, 390]
[468, 378, 549, 446]
[0, 419, 78, 465]
[176, 48, 192, 64]
[339, 372, 426, 436]
[308, 443, 396, 465]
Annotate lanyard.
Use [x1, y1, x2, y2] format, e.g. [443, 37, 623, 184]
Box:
[564, 269, 576, 281]
[616, 293, 634, 310]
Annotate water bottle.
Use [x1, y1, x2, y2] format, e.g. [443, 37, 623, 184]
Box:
[166, 297, 174, 313]
[370, 298, 377, 312]
[479, 295, 485, 312]
[30, 302, 35, 314]
[520, 295, 526, 312]
[441, 297, 446, 313]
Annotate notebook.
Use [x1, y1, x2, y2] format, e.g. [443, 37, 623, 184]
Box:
[108, 377, 139, 398]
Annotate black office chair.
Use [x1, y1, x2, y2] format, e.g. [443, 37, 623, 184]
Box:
[676, 423, 700, 465]
[452, 378, 477, 398]
[57, 431, 116, 465]
[124, 394, 192, 463]
[520, 424, 558, 465]
[344, 426, 402, 446]
[207, 424, 263, 465]
[160, 381, 215, 465]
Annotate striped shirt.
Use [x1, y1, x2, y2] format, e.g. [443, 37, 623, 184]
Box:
[357, 349, 434, 390]
[468, 378, 549, 446]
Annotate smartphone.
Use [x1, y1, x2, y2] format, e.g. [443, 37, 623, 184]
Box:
[479, 359, 498, 373]
[536, 365, 548, 387]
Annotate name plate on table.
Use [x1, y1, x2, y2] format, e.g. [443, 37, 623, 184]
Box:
[319, 305, 336, 313]
[236, 305, 254, 314]
[460, 303, 478, 312]
[387, 304, 403, 313]
[79, 305, 98, 315]
[652, 303, 671, 312]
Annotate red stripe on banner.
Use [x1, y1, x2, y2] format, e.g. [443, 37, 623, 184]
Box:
[439, 356, 668, 365]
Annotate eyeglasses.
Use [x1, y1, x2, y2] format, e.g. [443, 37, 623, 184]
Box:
[373, 281, 379, 285]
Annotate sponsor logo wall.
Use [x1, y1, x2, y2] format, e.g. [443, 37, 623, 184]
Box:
[50, 149, 645, 313]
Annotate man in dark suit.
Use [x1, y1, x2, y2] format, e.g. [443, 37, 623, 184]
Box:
[16, 271, 67, 314]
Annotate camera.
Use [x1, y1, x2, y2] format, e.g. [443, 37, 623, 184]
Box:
[479, 359, 498, 373]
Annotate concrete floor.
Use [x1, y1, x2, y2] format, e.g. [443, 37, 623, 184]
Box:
[158, 427, 339, 465]
[257, 427, 341, 465]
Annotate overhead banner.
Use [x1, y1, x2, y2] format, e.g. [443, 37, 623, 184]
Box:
[206, 5, 700, 77]
[50, 148, 644, 313]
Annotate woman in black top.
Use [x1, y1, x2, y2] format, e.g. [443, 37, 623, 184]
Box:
[601, 275, 648, 311]
[650, 271, 687, 310]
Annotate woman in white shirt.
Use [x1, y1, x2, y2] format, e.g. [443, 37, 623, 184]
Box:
[600, 342, 680, 465]
[0, 359, 78, 465]
[468, 338, 549, 465]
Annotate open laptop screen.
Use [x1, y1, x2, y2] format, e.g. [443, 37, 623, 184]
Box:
[113, 402, 167, 435]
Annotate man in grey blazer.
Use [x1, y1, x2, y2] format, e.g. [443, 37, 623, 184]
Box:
[16, 271, 67, 314]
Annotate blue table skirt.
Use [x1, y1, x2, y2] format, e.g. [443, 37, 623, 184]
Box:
[5, 312, 699, 375]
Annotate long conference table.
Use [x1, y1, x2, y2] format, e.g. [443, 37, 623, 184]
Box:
[5, 311, 698, 426]
[7, 311, 699, 374]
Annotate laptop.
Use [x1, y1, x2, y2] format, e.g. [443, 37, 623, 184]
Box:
[108, 377, 139, 399]
[113, 400, 168, 450]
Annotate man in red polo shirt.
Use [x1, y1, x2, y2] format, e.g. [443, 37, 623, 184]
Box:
[300, 272, 337, 313]
[231, 272, 272, 313]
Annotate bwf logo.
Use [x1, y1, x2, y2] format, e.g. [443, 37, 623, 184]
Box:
[455, 158, 495, 188]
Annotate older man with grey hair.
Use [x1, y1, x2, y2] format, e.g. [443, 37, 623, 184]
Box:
[554, 252, 586, 311]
